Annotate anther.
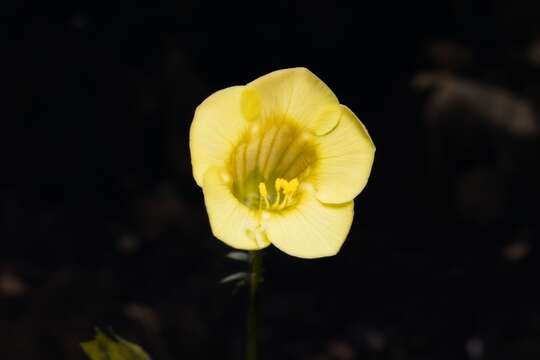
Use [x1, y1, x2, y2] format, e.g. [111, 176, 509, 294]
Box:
[258, 182, 270, 208]
[275, 178, 284, 192]
[286, 178, 299, 194]
[273, 178, 285, 207]
[276, 177, 300, 210]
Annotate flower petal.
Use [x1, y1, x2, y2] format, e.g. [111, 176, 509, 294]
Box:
[313, 105, 375, 204]
[262, 188, 354, 258]
[247, 68, 340, 133]
[202, 167, 271, 250]
[190, 86, 247, 186]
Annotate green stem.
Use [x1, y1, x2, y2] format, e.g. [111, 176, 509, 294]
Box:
[246, 250, 262, 360]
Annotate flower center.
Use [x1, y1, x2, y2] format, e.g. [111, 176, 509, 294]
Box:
[228, 117, 317, 211]
[258, 177, 299, 210]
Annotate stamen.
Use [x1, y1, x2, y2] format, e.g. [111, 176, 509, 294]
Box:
[258, 178, 300, 211]
[275, 177, 300, 210]
[286, 178, 299, 194]
[275, 178, 284, 192]
[273, 178, 284, 207]
[258, 182, 270, 208]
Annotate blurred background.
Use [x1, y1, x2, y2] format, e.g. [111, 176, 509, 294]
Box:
[3, 0, 540, 359]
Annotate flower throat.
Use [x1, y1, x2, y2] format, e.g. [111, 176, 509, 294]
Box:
[228, 118, 317, 211]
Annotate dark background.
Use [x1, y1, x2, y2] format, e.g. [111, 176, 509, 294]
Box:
[3, 1, 540, 359]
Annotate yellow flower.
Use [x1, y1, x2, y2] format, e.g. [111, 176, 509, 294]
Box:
[190, 68, 375, 258]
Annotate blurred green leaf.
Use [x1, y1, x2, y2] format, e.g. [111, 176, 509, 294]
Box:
[81, 328, 151, 360]
[220, 271, 247, 284]
[226, 251, 249, 262]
